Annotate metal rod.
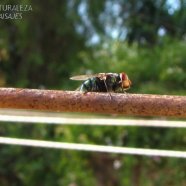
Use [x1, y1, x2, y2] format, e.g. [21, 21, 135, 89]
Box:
[0, 113, 186, 127]
[0, 88, 185, 117]
[0, 137, 186, 158]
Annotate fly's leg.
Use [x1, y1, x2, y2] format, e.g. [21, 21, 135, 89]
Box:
[121, 87, 127, 94]
[103, 79, 112, 100]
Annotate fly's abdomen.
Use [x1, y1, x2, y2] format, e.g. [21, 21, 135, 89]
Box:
[79, 78, 94, 92]
[79, 77, 104, 92]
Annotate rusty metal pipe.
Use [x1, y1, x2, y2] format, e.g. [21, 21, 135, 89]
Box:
[0, 88, 185, 118]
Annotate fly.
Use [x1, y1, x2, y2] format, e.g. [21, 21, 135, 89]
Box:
[70, 72, 132, 98]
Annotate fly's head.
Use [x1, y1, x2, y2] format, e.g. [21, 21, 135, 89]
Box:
[120, 72, 132, 90]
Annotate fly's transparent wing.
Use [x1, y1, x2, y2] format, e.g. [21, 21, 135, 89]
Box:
[70, 73, 104, 81]
[70, 74, 95, 81]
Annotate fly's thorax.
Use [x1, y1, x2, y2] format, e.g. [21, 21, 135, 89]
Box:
[105, 75, 117, 91]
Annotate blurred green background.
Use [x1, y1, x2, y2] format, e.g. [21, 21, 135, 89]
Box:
[0, 0, 186, 185]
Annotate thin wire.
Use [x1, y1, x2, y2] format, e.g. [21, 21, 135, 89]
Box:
[0, 114, 186, 128]
[0, 137, 185, 158]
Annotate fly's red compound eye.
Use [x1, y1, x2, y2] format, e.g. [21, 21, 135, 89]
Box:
[120, 72, 127, 81]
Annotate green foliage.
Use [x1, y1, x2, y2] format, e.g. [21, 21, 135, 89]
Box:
[0, 0, 87, 88]
[76, 0, 186, 46]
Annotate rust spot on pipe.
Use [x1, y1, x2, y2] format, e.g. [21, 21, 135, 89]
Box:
[0, 88, 186, 118]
